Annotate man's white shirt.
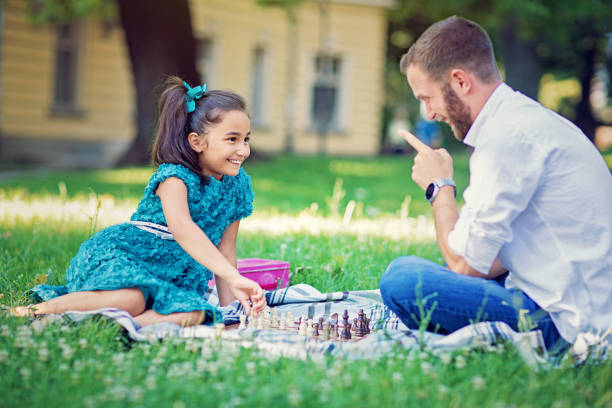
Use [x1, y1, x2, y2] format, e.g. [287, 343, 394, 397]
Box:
[448, 83, 612, 342]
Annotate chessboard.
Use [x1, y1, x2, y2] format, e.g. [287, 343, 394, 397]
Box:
[225, 307, 374, 342]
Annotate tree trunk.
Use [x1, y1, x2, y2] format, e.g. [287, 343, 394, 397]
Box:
[574, 35, 600, 142]
[116, 0, 199, 166]
[498, 19, 541, 100]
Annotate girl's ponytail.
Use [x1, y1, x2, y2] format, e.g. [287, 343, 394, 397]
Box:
[151, 76, 203, 177]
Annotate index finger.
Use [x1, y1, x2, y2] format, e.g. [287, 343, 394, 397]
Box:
[399, 129, 430, 153]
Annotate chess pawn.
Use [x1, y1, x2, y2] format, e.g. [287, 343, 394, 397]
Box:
[352, 318, 359, 335]
[313, 323, 320, 337]
[279, 315, 286, 330]
[321, 322, 330, 340]
[271, 308, 279, 328]
[238, 314, 247, 329]
[364, 317, 371, 334]
[318, 317, 325, 331]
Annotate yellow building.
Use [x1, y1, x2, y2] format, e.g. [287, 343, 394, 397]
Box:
[0, 0, 392, 167]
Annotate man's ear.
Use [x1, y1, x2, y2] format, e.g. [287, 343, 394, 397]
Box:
[188, 132, 206, 153]
[449, 68, 472, 96]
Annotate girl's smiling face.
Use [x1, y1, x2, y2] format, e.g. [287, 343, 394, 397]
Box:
[189, 110, 251, 180]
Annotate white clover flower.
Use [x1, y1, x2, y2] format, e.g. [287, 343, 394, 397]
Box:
[145, 377, 157, 390]
[455, 355, 466, 369]
[437, 384, 449, 395]
[20, 367, 31, 380]
[420, 361, 433, 374]
[392, 372, 403, 383]
[38, 347, 49, 362]
[201, 347, 213, 359]
[287, 387, 302, 407]
[79, 338, 88, 349]
[130, 386, 144, 402]
[110, 385, 128, 401]
[61, 346, 74, 360]
[112, 353, 124, 365]
[439, 352, 452, 365]
[245, 361, 256, 375]
[471, 375, 485, 391]
[172, 400, 186, 408]
[60, 325, 70, 333]
[0, 325, 10, 337]
[59, 363, 69, 371]
[343, 373, 352, 387]
[0, 349, 9, 363]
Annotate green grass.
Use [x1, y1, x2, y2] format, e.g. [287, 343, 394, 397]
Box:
[1, 154, 611, 408]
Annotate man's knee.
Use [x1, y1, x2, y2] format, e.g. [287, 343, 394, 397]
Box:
[380, 256, 426, 306]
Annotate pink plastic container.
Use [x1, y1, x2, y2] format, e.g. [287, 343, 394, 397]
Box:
[208, 258, 290, 291]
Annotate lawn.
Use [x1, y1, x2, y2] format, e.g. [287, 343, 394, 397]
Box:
[0, 153, 610, 408]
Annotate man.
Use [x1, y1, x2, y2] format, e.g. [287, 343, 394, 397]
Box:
[379, 15, 612, 351]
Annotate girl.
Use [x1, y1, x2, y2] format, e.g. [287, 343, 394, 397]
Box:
[12, 76, 266, 326]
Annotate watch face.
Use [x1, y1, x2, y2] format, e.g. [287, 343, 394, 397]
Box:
[425, 183, 435, 200]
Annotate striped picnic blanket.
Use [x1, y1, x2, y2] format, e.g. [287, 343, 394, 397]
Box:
[30, 284, 610, 366]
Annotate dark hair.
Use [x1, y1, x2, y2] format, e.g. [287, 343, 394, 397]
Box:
[151, 76, 246, 181]
[399, 16, 500, 84]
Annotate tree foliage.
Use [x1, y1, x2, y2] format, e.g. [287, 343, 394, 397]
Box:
[387, 0, 612, 140]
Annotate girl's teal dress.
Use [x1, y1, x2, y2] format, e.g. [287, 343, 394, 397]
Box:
[31, 164, 254, 322]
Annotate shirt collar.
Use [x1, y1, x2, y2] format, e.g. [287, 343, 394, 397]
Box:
[463, 82, 511, 147]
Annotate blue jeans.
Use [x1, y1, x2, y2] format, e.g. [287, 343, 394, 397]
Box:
[380, 256, 567, 352]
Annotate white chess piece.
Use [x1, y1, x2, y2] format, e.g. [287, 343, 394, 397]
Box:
[306, 320, 314, 337]
[298, 317, 307, 336]
[238, 314, 246, 329]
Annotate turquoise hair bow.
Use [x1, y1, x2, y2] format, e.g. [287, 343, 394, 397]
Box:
[183, 81, 207, 113]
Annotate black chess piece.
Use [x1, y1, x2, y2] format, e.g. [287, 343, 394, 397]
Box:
[341, 322, 352, 340]
[313, 323, 319, 337]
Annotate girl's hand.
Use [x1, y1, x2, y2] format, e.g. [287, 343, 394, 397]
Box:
[228, 274, 267, 316]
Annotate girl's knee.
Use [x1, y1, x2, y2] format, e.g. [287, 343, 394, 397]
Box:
[116, 288, 146, 316]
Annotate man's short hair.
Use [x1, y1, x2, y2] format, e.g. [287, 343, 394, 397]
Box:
[400, 16, 500, 83]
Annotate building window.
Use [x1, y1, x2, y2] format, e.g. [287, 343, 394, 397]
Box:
[197, 38, 215, 85]
[251, 46, 266, 127]
[310, 54, 342, 131]
[52, 22, 82, 115]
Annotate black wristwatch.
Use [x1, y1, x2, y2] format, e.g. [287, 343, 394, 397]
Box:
[425, 178, 456, 204]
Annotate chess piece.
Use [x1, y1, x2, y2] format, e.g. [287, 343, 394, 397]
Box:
[271, 308, 279, 328]
[356, 310, 365, 336]
[364, 316, 371, 334]
[331, 322, 339, 340]
[313, 323, 320, 337]
[321, 322, 330, 340]
[239, 314, 247, 329]
[306, 320, 314, 337]
[279, 313, 286, 330]
[298, 317, 307, 336]
[341, 322, 352, 340]
[352, 318, 359, 335]
[318, 317, 325, 331]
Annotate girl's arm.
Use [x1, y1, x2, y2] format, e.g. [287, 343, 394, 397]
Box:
[156, 177, 266, 315]
[216, 220, 240, 307]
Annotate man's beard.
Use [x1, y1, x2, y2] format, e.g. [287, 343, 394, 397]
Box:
[442, 83, 473, 141]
